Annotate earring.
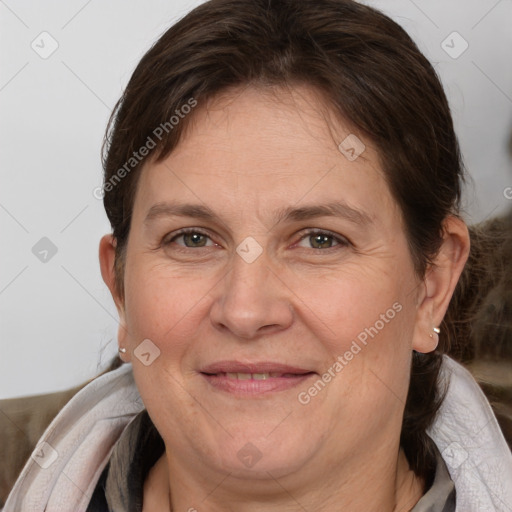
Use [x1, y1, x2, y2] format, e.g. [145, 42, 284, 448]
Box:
[429, 327, 441, 338]
[118, 347, 127, 354]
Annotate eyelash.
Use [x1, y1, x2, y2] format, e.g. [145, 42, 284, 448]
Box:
[162, 227, 350, 252]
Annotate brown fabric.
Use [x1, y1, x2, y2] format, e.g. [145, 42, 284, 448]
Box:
[464, 359, 512, 451]
[0, 356, 122, 507]
[0, 384, 84, 507]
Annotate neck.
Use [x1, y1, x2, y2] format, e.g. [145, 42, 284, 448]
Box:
[143, 447, 425, 512]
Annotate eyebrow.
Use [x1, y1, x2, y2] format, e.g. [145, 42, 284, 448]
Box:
[144, 200, 373, 227]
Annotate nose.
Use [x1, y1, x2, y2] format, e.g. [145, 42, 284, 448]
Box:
[209, 248, 294, 340]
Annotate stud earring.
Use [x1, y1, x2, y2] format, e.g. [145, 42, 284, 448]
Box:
[118, 347, 127, 354]
[429, 327, 441, 338]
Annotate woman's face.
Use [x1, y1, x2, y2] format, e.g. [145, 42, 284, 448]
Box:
[110, 85, 434, 483]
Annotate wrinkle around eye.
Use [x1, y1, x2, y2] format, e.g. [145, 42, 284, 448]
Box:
[162, 228, 220, 249]
[154, 232, 354, 263]
[294, 229, 350, 250]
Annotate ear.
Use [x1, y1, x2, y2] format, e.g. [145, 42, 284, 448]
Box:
[99, 234, 130, 359]
[412, 216, 470, 353]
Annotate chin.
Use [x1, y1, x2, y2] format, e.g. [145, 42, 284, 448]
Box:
[206, 426, 319, 480]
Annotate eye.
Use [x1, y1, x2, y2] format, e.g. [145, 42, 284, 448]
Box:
[161, 228, 350, 252]
[295, 229, 350, 250]
[163, 228, 216, 248]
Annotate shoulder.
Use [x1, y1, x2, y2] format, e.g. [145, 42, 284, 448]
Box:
[3, 363, 144, 511]
[0, 384, 84, 507]
[428, 356, 512, 511]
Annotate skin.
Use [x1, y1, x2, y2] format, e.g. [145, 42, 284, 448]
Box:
[99, 85, 470, 511]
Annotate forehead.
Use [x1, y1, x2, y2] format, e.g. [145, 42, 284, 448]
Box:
[133, 85, 398, 226]
[172, 84, 362, 166]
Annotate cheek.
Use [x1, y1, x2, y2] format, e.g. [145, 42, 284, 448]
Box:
[288, 262, 410, 350]
[292, 261, 417, 414]
[122, 259, 210, 352]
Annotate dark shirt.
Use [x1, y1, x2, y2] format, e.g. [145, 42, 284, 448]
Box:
[87, 410, 164, 512]
[86, 410, 455, 512]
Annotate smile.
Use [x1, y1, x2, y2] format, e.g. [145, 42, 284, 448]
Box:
[199, 362, 316, 395]
[219, 372, 305, 380]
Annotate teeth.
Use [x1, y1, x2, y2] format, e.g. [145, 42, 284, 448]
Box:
[223, 372, 278, 380]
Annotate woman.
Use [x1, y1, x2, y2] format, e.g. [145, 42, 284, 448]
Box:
[4, 0, 512, 510]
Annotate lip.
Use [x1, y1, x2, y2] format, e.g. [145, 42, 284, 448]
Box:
[200, 360, 313, 375]
[199, 360, 317, 396]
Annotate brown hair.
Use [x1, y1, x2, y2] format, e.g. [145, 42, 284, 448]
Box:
[102, 0, 465, 483]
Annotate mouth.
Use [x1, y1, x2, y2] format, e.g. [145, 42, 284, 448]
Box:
[205, 371, 310, 380]
[199, 361, 317, 396]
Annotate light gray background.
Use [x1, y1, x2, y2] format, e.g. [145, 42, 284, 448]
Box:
[1, 0, 511, 399]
